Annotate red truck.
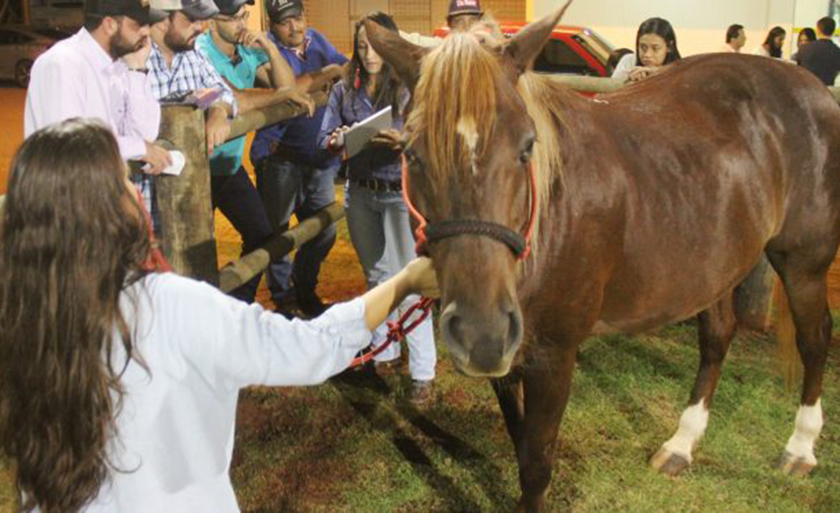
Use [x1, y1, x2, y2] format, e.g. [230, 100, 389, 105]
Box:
[434, 23, 615, 77]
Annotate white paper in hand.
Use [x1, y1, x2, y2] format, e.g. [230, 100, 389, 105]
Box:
[161, 151, 186, 176]
[343, 106, 393, 159]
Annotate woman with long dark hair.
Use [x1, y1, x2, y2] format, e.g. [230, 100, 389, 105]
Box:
[793, 27, 817, 61]
[0, 119, 438, 511]
[611, 17, 682, 82]
[754, 26, 787, 58]
[318, 12, 437, 404]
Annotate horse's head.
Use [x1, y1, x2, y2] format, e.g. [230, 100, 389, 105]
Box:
[365, 3, 570, 377]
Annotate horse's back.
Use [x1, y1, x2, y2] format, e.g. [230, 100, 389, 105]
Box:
[560, 53, 840, 331]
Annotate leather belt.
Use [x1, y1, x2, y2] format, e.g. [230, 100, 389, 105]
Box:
[353, 177, 402, 192]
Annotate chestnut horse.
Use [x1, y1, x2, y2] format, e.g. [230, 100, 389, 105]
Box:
[366, 3, 840, 510]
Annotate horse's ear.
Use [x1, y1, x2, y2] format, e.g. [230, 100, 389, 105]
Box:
[503, 0, 573, 74]
[363, 20, 429, 91]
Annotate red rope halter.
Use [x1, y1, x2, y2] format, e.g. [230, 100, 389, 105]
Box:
[347, 155, 538, 370]
[400, 153, 538, 260]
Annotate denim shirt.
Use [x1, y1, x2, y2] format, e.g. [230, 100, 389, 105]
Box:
[250, 28, 347, 167]
[318, 81, 408, 182]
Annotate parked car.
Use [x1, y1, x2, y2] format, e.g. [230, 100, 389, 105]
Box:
[0, 25, 70, 87]
[434, 23, 614, 77]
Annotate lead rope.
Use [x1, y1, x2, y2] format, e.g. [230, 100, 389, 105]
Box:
[347, 155, 435, 369]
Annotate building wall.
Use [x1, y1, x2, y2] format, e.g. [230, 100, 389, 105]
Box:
[532, 0, 833, 59]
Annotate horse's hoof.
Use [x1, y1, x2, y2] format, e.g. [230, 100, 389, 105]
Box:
[776, 451, 815, 477]
[650, 447, 691, 476]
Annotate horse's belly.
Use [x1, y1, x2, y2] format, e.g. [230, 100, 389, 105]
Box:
[597, 271, 746, 333]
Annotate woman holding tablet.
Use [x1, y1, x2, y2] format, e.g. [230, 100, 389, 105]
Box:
[318, 12, 437, 404]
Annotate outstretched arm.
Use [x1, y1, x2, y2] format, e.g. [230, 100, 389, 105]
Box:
[361, 257, 439, 331]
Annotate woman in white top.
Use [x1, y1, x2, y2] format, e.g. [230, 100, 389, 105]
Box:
[754, 26, 786, 58]
[0, 119, 439, 512]
[611, 17, 682, 83]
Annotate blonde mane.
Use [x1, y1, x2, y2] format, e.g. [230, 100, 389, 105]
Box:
[408, 34, 568, 258]
[407, 34, 501, 178]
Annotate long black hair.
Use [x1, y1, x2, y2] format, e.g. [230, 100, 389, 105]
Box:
[345, 11, 404, 118]
[763, 26, 786, 58]
[635, 17, 681, 66]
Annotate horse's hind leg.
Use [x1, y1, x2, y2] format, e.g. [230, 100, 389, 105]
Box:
[766, 250, 832, 476]
[651, 293, 736, 476]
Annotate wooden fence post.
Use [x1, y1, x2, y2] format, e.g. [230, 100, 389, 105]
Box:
[156, 105, 219, 285]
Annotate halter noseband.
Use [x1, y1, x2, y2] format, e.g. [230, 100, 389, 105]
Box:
[400, 154, 538, 260]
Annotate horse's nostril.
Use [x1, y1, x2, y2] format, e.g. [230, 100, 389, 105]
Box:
[447, 314, 464, 345]
[441, 314, 464, 345]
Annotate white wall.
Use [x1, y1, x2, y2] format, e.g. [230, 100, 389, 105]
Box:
[531, 0, 832, 59]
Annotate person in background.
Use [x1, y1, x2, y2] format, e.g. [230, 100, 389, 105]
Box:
[446, 0, 483, 32]
[147, 0, 238, 155]
[796, 18, 840, 85]
[251, 0, 348, 318]
[792, 27, 816, 62]
[197, 0, 313, 303]
[722, 23, 746, 53]
[606, 47, 633, 76]
[25, 0, 171, 215]
[399, 0, 485, 47]
[319, 12, 437, 405]
[0, 118, 439, 513]
[611, 17, 681, 83]
[753, 26, 786, 58]
[25, 0, 172, 268]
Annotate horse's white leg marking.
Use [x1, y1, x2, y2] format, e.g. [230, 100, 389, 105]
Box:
[660, 402, 709, 462]
[784, 399, 823, 465]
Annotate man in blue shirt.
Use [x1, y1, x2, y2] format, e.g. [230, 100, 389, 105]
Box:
[197, 0, 312, 303]
[252, 0, 347, 317]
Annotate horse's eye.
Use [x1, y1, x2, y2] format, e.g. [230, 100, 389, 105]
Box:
[519, 138, 535, 164]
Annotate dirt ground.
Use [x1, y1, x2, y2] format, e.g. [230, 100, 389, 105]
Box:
[2, 84, 840, 308]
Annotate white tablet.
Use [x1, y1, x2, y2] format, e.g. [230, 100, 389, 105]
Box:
[343, 106, 393, 159]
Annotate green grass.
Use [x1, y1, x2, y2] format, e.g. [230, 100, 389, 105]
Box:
[221, 322, 840, 512]
[2, 317, 839, 511]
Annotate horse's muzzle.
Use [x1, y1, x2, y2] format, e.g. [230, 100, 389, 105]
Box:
[440, 300, 523, 377]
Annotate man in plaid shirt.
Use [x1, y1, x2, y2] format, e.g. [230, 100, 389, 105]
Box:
[147, 0, 237, 153]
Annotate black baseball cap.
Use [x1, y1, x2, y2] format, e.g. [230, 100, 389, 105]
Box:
[213, 0, 254, 16]
[447, 0, 483, 18]
[179, 0, 219, 20]
[85, 0, 153, 25]
[266, 0, 302, 23]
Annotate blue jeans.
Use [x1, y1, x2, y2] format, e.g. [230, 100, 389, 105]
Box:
[211, 166, 274, 303]
[345, 182, 436, 381]
[256, 158, 336, 305]
[130, 174, 159, 238]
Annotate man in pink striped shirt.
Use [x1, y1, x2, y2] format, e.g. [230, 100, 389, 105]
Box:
[25, 0, 171, 174]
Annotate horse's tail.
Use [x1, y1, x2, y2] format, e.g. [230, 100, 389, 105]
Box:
[774, 278, 801, 390]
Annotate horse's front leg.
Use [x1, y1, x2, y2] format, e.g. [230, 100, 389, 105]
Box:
[515, 342, 579, 513]
[491, 368, 525, 446]
[651, 293, 736, 475]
